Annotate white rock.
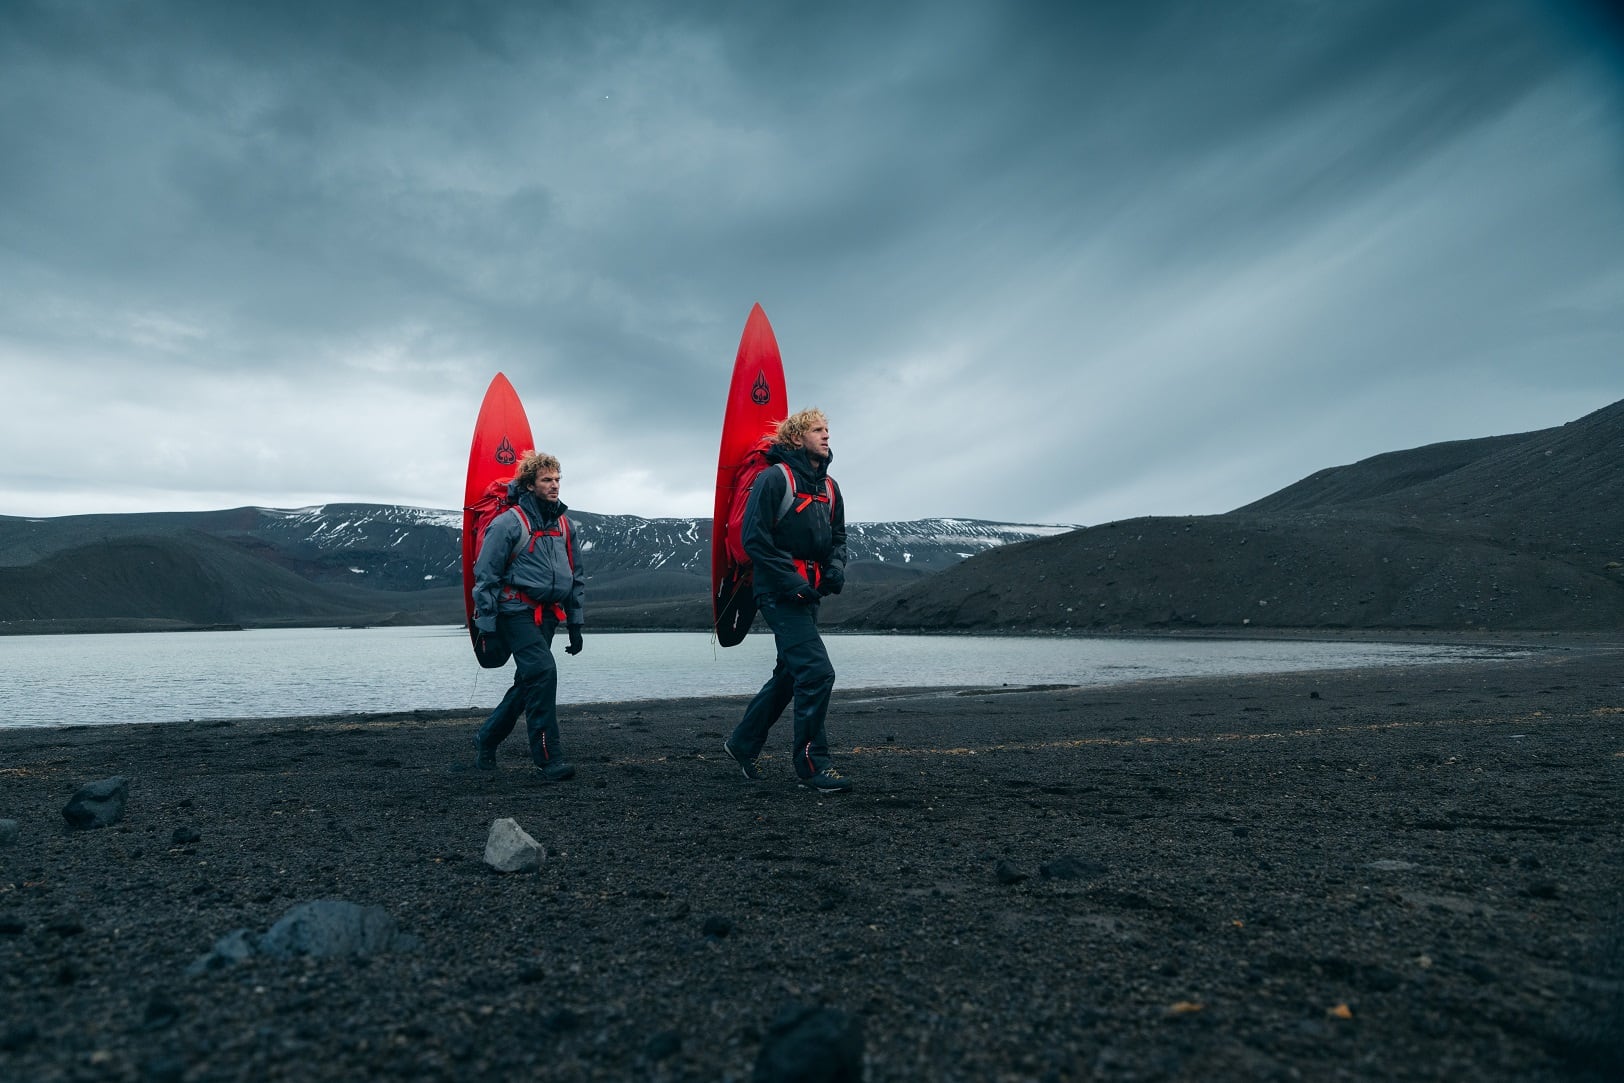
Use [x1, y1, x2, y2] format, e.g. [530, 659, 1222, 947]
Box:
[484, 817, 544, 873]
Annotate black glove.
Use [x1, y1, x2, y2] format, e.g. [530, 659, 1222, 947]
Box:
[818, 568, 845, 596]
[782, 586, 819, 606]
[478, 632, 495, 656]
[565, 624, 584, 655]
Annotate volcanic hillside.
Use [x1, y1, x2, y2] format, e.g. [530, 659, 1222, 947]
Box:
[843, 398, 1624, 633]
[0, 531, 457, 635]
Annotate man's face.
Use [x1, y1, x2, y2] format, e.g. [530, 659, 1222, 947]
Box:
[797, 420, 831, 462]
[530, 471, 561, 502]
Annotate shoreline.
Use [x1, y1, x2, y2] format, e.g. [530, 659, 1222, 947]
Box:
[0, 629, 1593, 734]
[2, 646, 1621, 1080]
[5, 613, 1619, 646]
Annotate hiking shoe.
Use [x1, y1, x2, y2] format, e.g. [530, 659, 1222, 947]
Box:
[722, 738, 762, 781]
[798, 768, 852, 794]
[472, 738, 496, 771]
[540, 761, 576, 782]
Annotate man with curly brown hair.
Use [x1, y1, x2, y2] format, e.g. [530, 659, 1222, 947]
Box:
[470, 451, 585, 780]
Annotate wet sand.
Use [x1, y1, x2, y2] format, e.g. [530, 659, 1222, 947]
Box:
[1, 640, 1621, 1081]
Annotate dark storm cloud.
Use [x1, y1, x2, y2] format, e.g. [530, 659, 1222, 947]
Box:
[0, 0, 1619, 520]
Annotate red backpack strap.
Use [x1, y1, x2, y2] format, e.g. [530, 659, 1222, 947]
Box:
[783, 464, 834, 515]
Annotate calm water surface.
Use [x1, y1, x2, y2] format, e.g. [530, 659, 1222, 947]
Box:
[0, 626, 1519, 728]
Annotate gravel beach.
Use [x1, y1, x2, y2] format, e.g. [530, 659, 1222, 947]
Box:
[2, 639, 1621, 1081]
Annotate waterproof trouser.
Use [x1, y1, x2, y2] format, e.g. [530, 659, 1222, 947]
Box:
[476, 611, 564, 766]
[729, 598, 835, 778]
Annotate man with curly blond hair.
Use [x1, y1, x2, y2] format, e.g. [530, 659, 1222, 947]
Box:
[469, 451, 585, 780]
[722, 408, 852, 793]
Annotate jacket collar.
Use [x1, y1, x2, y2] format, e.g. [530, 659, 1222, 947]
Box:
[769, 443, 832, 481]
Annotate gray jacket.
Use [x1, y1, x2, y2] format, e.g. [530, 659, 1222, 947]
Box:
[472, 485, 585, 632]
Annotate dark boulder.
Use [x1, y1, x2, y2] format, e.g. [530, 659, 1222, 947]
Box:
[63, 776, 128, 829]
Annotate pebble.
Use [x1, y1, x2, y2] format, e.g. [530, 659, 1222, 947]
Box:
[645, 1030, 681, 1061]
[1041, 855, 1106, 881]
[754, 1004, 863, 1083]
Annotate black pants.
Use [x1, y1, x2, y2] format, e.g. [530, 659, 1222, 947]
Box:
[476, 612, 564, 766]
[729, 597, 835, 778]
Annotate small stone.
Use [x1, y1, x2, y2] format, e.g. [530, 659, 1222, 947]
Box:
[1040, 855, 1107, 881]
[0, 819, 18, 846]
[994, 860, 1028, 885]
[646, 1030, 681, 1061]
[1232, 826, 1250, 838]
[140, 1056, 188, 1083]
[143, 994, 181, 1030]
[754, 1004, 863, 1082]
[63, 776, 128, 829]
[171, 827, 202, 845]
[484, 818, 544, 873]
[545, 1007, 582, 1032]
[185, 928, 258, 976]
[258, 900, 418, 959]
[702, 915, 735, 939]
[1526, 880, 1560, 900]
[0, 1023, 38, 1052]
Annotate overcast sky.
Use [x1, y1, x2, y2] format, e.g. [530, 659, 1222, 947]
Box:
[2, 0, 1620, 526]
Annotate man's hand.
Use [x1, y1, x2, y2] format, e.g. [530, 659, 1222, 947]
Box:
[565, 624, 584, 655]
[817, 568, 845, 596]
[782, 586, 819, 606]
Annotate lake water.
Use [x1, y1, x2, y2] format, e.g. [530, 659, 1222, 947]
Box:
[0, 627, 1521, 730]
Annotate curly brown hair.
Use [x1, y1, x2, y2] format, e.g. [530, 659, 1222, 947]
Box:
[515, 451, 561, 488]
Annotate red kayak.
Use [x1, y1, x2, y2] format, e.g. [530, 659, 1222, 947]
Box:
[462, 373, 534, 666]
[711, 304, 789, 646]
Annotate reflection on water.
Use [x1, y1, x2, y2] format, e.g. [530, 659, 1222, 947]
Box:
[0, 626, 1521, 728]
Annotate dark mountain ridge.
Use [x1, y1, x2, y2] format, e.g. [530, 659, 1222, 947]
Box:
[7, 399, 1618, 635]
[0, 506, 1067, 633]
[847, 398, 1624, 633]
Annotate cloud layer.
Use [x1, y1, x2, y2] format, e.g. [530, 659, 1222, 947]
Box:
[2, 0, 1620, 523]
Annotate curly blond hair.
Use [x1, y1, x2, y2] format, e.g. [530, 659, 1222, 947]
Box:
[515, 451, 561, 488]
[775, 408, 828, 447]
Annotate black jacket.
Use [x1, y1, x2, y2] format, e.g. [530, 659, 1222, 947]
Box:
[741, 445, 847, 601]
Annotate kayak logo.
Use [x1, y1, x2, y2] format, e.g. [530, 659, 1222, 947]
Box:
[751, 372, 771, 406]
[495, 437, 518, 466]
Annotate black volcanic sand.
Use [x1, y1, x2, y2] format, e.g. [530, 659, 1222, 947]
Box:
[2, 642, 1622, 1081]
